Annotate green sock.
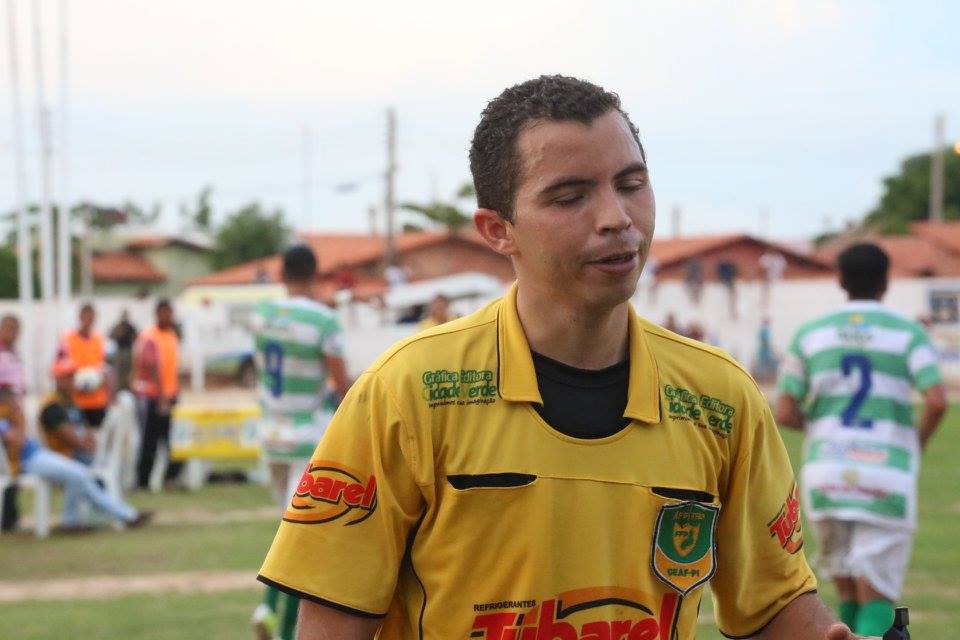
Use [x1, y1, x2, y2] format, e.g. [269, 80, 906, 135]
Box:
[279, 592, 300, 640]
[856, 599, 894, 637]
[263, 585, 280, 611]
[838, 601, 859, 628]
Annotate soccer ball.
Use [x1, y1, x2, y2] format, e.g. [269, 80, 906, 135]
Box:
[74, 366, 104, 393]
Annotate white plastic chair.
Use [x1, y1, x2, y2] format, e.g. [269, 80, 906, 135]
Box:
[0, 436, 52, 539]
[90, 391, 138, 500]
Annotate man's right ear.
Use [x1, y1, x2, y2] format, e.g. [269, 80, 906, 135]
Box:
[473, 209, 517, 257]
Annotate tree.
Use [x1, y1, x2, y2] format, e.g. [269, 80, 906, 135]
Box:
[864, 147, 960, 234]
[0, 245, 18, 298]
[400, 181, 475, 231]
[211, 202, 290, 269]
[179, 185, 214, 231]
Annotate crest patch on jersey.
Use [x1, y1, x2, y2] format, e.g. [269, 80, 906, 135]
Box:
[651, 502, 718, 594]
[283, 460, 377, 526]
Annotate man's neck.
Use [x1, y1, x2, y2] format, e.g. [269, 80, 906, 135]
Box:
[515, 285, 629, 370]
[285, 283, 314, 300]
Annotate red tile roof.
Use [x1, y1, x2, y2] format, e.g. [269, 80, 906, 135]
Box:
[91, 251, 166, 283]
[190, 231, 479, 286]
[910, 221, 960, 256]
[124, 234, 211, 251]
[815, 233, 960, 277]
[649, 234, 831, 272]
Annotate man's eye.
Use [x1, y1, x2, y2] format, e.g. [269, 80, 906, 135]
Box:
[555, 195, 584, 206]
[618, 180, 646, 192]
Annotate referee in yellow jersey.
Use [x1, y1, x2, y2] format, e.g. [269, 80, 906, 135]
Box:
[259, 76, 877, 640]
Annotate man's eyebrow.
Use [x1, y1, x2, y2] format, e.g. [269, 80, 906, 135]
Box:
[613, 162, 648, 180]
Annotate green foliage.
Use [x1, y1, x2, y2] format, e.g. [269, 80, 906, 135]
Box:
[211, 202, 290, 270]
[400, 180, 476, 231]
[179, 185, 214, 231]
[0, 244, 18, 298]
[864, 147, 960, 233]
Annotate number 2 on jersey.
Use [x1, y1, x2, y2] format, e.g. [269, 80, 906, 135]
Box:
[264, 342, 284, 398]
[840, 353, 873, 429]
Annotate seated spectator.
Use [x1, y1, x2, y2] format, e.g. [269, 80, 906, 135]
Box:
[0, 384, 151, 533]
[41, 359, 97, 466]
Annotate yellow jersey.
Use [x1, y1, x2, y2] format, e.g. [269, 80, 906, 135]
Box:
[259, 284, 815, 639]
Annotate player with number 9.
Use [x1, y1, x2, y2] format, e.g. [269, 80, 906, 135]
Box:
[248, 245, 351, 640]
[775, 242, 947, 637]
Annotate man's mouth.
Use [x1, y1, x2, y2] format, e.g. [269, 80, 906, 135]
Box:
[590, 251, 637, 265]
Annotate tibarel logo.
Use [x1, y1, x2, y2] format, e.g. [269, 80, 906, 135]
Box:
[767, 481, 803, 554]
[651, 502, 718, 595]
[470, 588, 679, 640]
[283, 460, 377, 526]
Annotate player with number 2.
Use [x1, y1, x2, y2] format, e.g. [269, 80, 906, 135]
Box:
[776, 242, 947, 637]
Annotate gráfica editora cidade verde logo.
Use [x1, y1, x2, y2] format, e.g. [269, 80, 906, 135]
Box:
[421, 368, 497, 407]
[663, 384, 736, 437]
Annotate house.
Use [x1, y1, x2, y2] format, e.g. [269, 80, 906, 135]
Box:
[648, 234, 833, 281]
[814, 221, 960, 278]
[190, 230, 514, 302]
[91, 233, 213, 297]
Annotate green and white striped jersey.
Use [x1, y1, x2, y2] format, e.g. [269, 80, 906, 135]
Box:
[250, 296, 345, 460]
[778, 301, 942, 530]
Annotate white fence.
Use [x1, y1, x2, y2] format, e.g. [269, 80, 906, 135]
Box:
[3, 275, 958, 398]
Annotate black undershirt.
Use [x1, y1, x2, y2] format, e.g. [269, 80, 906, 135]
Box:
[531, 351, 631, 439]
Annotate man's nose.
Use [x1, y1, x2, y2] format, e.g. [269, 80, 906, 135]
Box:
[595, 187, 633, 233]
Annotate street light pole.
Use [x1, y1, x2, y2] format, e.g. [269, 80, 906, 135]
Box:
[6, 0, 37, 389]
[930, 114, 945, 222]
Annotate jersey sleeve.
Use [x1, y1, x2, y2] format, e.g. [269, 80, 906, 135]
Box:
[318, 315, 345, 359]
[258, 370, 428, 616]
[776, 332, 808, 400]
[710, 395, 817, 638]
[906, 328, 943, 391]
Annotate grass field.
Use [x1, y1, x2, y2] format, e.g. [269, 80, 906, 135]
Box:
[1, 408, 958, 639]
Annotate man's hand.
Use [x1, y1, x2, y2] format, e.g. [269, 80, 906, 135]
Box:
[826, 623, 858, 639]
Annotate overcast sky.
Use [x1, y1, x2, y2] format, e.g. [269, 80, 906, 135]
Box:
[1, 0, 958, 240]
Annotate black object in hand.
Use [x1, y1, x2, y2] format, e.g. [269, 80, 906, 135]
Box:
[882, 607, 910, 640]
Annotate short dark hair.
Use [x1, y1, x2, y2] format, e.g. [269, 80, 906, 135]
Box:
[469, 75, 644, 221]
[282, 244, 318, 283]
[79, 302, 95, 315]
[155, 298, 172, 313]
[838, 243, 889, 299]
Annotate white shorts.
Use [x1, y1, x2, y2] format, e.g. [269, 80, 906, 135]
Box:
[267, 458, 310, 513]
[812, 518, 913, 600]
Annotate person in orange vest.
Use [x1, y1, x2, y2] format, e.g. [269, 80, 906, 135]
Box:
[132, 298, 182, 489]
[58, 303, 111, 428]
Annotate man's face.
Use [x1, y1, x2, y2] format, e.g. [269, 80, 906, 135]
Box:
[508, 110, 655, 310]
[56, 372, 75, 394]
[157, 305, 173, 328]
[430, 297, 450, 319]
[79, 308, 95, 332]
[0, 319, 19, 346]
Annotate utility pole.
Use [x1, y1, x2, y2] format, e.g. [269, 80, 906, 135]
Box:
[671, 206, 681, 238]
[56, 0, 70, 305]
[930, 114, 946, 221]
[301, 125, 314, 229]
[7, 0, 36, 389]
[384, 108, 397, 267]
[368, 205, 378, 237]
[32, 0, 56, 302]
